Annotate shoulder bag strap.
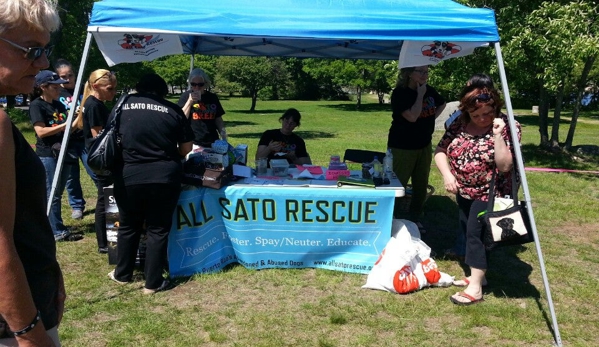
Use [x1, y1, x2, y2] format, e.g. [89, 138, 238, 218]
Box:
[113, 93, 130, 132]
[487, 163, 520, 212]
[486, 166, 498, 212]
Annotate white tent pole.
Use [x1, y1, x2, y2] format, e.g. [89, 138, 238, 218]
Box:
[188, 53, 195, 89]
[47, 33, 94, 216]
[494, 42, 563, 347]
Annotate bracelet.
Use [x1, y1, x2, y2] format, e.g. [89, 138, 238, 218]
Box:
[11, 310, 40, 337]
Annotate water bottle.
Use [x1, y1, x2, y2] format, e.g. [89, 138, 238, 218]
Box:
[372, 156, 383, 186]
[383, 148, 394, 177]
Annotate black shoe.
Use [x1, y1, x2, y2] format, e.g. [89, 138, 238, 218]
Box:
[58, 233, 84, 242]
[98, 247, 109, 254]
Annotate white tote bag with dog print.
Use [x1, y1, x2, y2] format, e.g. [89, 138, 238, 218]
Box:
[479, 168, 534, 250]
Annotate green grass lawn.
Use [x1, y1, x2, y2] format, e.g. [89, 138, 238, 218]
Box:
[11, 96, 599, 346]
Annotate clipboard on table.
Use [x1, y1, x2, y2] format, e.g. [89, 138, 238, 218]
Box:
[337, 175, 375, 188]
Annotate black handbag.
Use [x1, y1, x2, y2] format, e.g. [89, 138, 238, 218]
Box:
[87, 94, 129, 176]
[478, 166, 534, 251]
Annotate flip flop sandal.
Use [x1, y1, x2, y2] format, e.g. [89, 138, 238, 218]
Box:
[450, 292, 484, 306]
[453, 277, 488, 287]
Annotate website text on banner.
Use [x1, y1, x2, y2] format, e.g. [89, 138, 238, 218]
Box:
[168, 186, 396, 277]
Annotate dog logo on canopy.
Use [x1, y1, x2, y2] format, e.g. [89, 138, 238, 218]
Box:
[119, 34, 154, 49]
[421, 41, 462, 59]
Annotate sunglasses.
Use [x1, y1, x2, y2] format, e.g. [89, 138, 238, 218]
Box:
[93, 71, 115, 83]
[474, 93, 492, 102]
[190, 82, 206, 87]
[0, 37, 53, 61]
[59, 73, 74, 80]
[413, 69, 429, 76]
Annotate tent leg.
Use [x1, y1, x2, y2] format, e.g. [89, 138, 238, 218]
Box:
[48, 33, 95, 216]
[494, 42, 563, 347]
[188, 53, 195, 89]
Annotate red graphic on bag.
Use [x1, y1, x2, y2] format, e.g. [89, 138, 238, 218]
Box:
[421, 258, 441, 284]
[374, 248, 386, 266]
[393, 265, 420, 294]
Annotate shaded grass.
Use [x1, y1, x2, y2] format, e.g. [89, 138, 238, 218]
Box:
[16, 96, 598, 346]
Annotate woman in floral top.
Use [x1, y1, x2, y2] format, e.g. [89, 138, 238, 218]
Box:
[434, 85, 521, 305]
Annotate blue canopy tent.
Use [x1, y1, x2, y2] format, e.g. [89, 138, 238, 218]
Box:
[52, 1, 562, 344]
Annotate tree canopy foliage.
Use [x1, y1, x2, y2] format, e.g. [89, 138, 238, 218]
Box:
[16, 0, 596, 146]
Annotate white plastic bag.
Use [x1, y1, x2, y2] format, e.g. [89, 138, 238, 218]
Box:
[362, 219, 454, 294]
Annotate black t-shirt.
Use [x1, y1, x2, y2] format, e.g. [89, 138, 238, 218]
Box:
[29, 97, 68, 157]
[118, 93, 194, 186]
[177, 90, 225, 146]
[258, 129, 308, 164]
[387, 85, 445, 150]
[11, 121, 61, 329]
[58, 87, 84, 142]
[82, 95, 110, 150]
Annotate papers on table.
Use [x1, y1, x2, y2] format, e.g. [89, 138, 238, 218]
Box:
[293, 165, 325, 179]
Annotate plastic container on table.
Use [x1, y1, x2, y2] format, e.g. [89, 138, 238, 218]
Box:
[270, 159, 289, 177]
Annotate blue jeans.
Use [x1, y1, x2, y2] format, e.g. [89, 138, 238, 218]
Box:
[40, 156, 72, 238]
[65, 140, 97, 211]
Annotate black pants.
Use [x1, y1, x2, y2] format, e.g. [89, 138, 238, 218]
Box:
[456, 196, 489, 270]
[113, 183, 181, 289]
[95, 175, 114, 249]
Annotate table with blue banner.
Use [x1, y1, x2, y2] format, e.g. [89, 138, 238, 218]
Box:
[167, 170, 404, 277]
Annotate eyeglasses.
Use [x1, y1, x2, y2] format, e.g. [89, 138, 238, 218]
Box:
[0, 37, 53, 61]
[413, 69, 429, 76]
[475, 93, 492, 102]
[474, 93, 492, 102]
[59, 73, 74, 80]
[93, 71, 115, 83]
[190, 82, 205, 88]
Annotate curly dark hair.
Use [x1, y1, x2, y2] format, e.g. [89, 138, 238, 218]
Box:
[458, 86, 503, 124]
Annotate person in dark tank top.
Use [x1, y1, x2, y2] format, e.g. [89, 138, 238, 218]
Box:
[0, 0, 65, 345]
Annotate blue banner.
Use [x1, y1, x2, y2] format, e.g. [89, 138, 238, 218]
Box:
[168, 185, 395, 277]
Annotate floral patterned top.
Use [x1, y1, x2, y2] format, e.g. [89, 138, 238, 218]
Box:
[437, 113, 522, 201]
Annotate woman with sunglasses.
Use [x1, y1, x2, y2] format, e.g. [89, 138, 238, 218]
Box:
[73, 69, 118, 254]
[0, 0, 65, 345]
[434, 86, 521, 305]
[28, 70, 84, 243]
[388, 65, 446, 232]
[54, 58, 90, 221]
[442, 74, 496, 261]
[177, 68, 227, 149]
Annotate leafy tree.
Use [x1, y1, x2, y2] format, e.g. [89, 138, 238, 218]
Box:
[506, 1, 599, 149]
[217, 56, 283, 111]
[148, 55, 189, 93]
[302, 59, 349, 101]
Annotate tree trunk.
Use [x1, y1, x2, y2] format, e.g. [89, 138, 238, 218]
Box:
[356, 86, 362, 109]
[565, 55, 596, 150]
[250, 91, 257, 112]
[549, 83, 565, 149]
[377, 91, 384, 104]
[6, 95, 16, 109]
[538, 84, 550, 147]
